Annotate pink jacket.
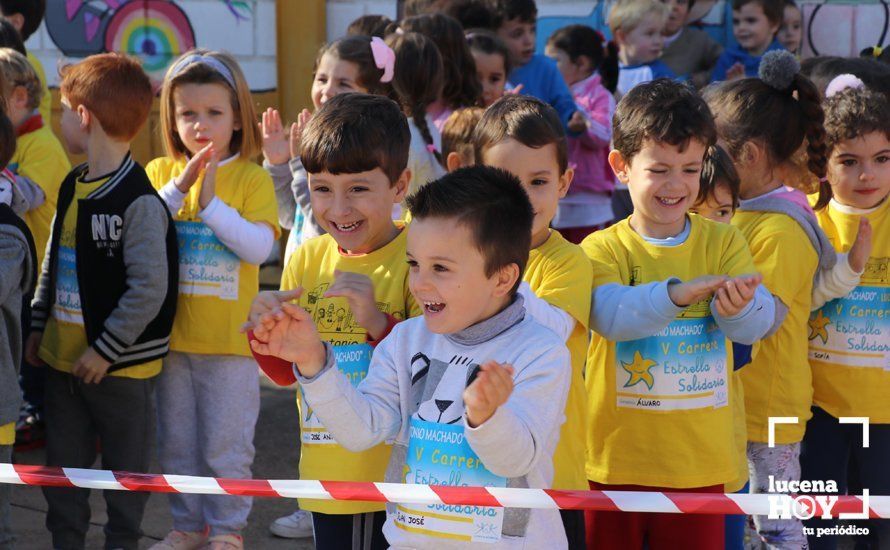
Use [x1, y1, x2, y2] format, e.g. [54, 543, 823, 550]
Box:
[568, 73, 616, 194]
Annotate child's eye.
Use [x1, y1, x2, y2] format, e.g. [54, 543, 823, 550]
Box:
[647, 168, 667, 174]
[312, 186, 329, 193]
[433, 264, 448, 273]
[683, 168, 701, 174]
[531, 178, 548, 186]
[718, 209, 731, 217]
[350, 186, 368, 193]
[209, 109, 223, 116]
[842, 159, 857, 167]
[406, 259, 418, 268]
[876, 155, 889, 164]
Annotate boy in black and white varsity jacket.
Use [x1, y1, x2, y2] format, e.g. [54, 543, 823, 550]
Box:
[24, 54, 177, 550]
[249, 166, 572, 549]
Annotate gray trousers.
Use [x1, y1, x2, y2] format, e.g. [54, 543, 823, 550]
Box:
[42, 367, 155, 550]
[0, 445, 12, 550]
[748, 441, 809, 549]
[157, 352, 259, 536]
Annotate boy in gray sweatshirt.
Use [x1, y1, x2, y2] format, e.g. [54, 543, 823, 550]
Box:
[248, 166, 572, 549]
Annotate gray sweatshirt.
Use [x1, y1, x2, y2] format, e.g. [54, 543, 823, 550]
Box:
[0, 222, 35, 426]
[264, 157, 324, 262]
[298, 297, 571, 549]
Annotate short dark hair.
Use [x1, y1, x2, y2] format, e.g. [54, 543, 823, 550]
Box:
[613, 78, 716, 163]
[346, 14, 393, 37]
[816, 85, 890, 209]
[301, 93, 410, 184]
[732, 0, 783, 26]
[0, 18, 25, 56]
[407, 165, 533, 294]
[0, 0, 44, 40]
[466, 28, 512, 75]
[489, 0, 537, 28]
[443, 0, 494, 29]
[473, 94, 568, 173]
[698, 145, 740, 207]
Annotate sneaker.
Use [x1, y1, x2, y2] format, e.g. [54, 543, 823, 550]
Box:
[206, 534, 243, 550]
[149, 528, 209, 550]
[269, 509, 313, 539]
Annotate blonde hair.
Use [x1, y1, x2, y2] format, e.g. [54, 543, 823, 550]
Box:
[442, 107, 484, 165]
[0, 47, 42, 110]
[159, 49, 260, 159]
[608, 0, 669, 34]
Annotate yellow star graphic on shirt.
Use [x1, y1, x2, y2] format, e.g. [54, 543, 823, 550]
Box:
[808, 310, 831, 344]
[622, 351, 657, 390]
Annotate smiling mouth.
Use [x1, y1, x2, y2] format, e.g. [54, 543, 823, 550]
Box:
[656, 196, 684, 206]
[423, 301, 446, 313]
[331, 220, 363, 233]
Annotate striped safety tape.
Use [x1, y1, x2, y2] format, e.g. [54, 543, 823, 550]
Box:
[2, 463, 887, 517]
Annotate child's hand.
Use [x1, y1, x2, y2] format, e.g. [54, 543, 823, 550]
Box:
[324, 270, 388, 340]
[290, 109, 312, 160]
[250, 301, 327, 377]
[848, 217, 872, 273]
[714, 273, 763, 318]
[174, 144, 213, 193]
[668, 275, 728, 307]
[464, 361, 515, 427]
[261, 108, 291, 165]
[726, 62, 745, 81]
[72, 346, 112, 384]
[505, 83, 524, 95]
[24, 332, 45, 366]
[567, 111, 587, 134]
[197, 154, 219, 210]
[242, 288, 304, 333]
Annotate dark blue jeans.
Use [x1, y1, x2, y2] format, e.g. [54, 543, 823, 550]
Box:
[800, 406, 890, 550]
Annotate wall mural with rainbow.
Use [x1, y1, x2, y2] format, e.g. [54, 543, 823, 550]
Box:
[36, 0, 275, 90]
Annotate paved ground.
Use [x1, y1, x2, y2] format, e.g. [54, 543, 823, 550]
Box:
[9, 378, 314, 549]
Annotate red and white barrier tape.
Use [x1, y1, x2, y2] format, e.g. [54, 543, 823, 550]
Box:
[2, 463, 888, 517]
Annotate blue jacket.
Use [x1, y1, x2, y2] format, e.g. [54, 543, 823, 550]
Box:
[510, 54, 579, 132]
[711, 40, 785, 81]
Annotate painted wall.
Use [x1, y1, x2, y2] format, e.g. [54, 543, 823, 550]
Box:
[325, 0, 890, 58]
[28, 0, 277, 91]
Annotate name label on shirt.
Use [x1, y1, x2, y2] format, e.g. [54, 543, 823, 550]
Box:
[301, 343, 372, 445]
[175, 221, 239, 301]
[52, 245, 83, 325]
[808, 285, 890, 370]
[395, 417, 505, 543]
[615, 317, 729, 410]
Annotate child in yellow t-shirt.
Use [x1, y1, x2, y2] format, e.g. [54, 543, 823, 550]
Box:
[800, 79, 890, 546]
[582, 79, 773, 550]
[0, 0, 51, 121]
[146, 50, 279, 549]
[705, 50, 830, 548]
[0, 48, 70, 267]
[472, 94, 592, 547]
[689, 144, 751, 550]
[247, 93, 420, 550]
[26, 53, 176, 550]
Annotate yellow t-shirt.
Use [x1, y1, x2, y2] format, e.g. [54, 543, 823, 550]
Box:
[524, 230, 591, 490]
[733, 211, 817, 444]
[581, 216, 754, 488]
[0, 422, 13, 445]
[809, 198, 890, 423]
[281, 226, 421, 514]
[146, 156, 280, 356]
[27, 52, 52, 125]
[12, 125, 72, 266]
[39, 175, 160, 378]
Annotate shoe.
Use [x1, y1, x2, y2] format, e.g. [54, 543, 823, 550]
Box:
[269, 509, 313, 538]
[149, 528, 209, 550]
[14, 409, 45, 452]
[206, 534, 243, 550]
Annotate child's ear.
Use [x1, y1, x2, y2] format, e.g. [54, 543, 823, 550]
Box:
[12, 86, 28, 109]
[76, 104, 91, 130]
[739, 141, 760, 167]
[608, 150, 630, 184]
[392, 168, 411, 203]
[558, 167, 574, 198]
[614, 28, 627, 46]
[4, 13, 24, 33]
[446, 152, 463, 173]
[494, 263, 521, 298]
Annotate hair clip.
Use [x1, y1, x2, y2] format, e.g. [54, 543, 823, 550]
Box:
[370, 37, 395, 83]
[818, 176, 829, 184]
[169, 53, 236, 89]
[825, 73, 865, 98]
[426, 144, 438, 154]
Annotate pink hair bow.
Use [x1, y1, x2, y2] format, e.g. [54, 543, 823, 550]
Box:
[370, 37, 395, 83]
